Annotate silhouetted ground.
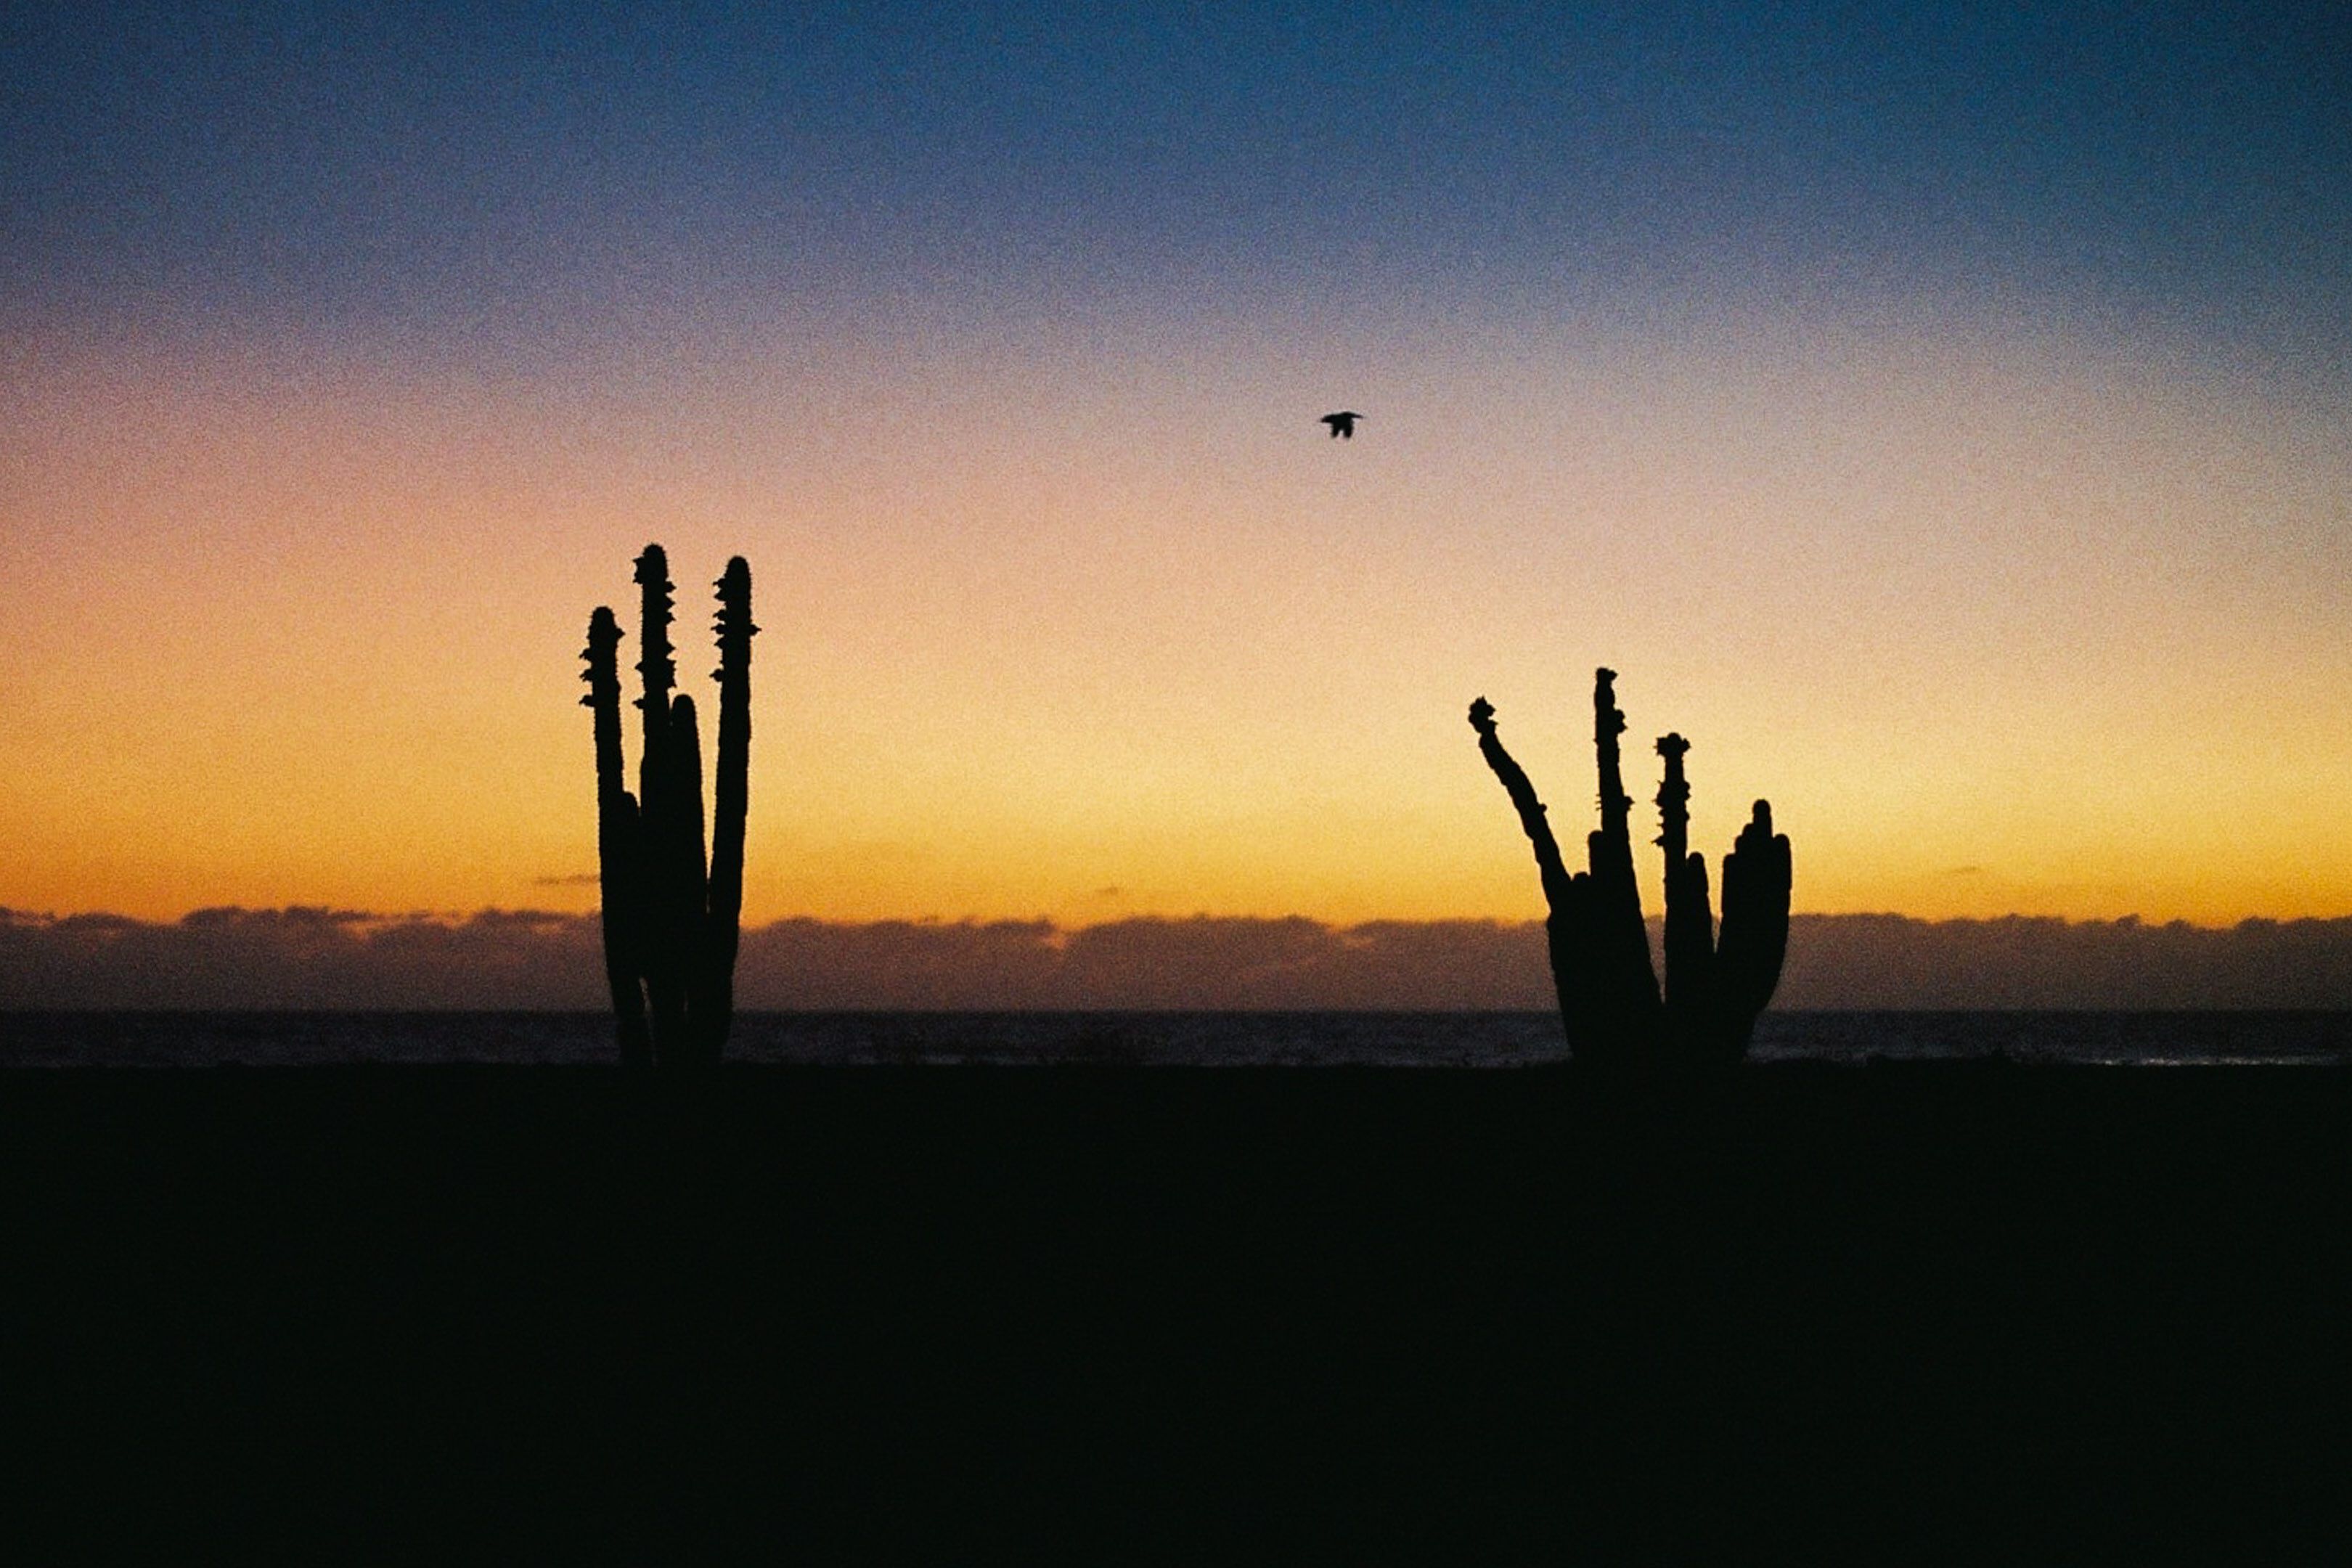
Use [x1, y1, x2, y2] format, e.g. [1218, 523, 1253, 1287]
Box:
[6, 1066, 2350, 1554]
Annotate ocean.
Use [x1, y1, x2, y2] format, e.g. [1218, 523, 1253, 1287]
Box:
[5, 1008, 2349, 1066]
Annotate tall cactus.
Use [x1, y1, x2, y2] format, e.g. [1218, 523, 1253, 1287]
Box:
[1471, 669, 1790, 1065]
[580, 544, 758, 1065]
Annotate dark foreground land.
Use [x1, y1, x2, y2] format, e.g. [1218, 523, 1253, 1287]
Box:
[7, 1066, 2352, 1553]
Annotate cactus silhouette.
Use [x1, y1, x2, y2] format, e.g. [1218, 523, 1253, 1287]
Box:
[581, 545, 757, 1065]
[1470, 669, 1789, 1064]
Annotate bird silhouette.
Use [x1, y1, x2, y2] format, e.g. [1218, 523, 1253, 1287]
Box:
[1320, 411, 1363, 439]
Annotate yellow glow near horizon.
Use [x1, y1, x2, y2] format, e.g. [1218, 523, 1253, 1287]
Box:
[3, 301, 2348, 928]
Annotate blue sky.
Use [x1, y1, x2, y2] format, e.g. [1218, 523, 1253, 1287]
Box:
[8, 2, 2347, 367]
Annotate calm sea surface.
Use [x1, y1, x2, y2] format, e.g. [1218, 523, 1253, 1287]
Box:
[4, 1011, 2350, 1067]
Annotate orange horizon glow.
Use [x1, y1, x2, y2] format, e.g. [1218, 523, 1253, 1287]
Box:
[5, 298, 2348, 932]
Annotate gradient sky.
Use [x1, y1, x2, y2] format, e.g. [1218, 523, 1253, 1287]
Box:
[4, 1, 2348, 928]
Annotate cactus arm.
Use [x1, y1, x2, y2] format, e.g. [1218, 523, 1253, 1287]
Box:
[629, 549, 685, 1059]
[699, 558, 756, 1061]
[1471, 695, 1636, 1065]
[1585, 670, 1663, 1047]
[670, 692, 711, 1056]
[583, 607, 651, 1066]
[1653, 734, 1689, 871]
[1712, 801, 1792, 1058]
[1468, 697, 1574, 912]
[671, 692, 710, 919]
[634, 544, 677, 805]
[638, 693, 703, 1061]
[1655, 733, 1717, 1060]
[1585, 669, 1654, 944]
[1592, 669, 1636, 849]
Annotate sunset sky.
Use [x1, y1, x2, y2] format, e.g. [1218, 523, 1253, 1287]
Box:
[4, 2, 2348, 931]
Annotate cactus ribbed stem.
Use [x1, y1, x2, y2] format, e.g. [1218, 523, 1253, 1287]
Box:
[1593, 669, 1633, 841]
[1655, 733, 1716, 1056]
[1712, 801, 1792, 1061]
[1468, 698, 1572, 912]
[634, 545, 677, 820]
[582, 607, 650, 1067]
[701, 558, 756, 1061]
[1585, 670, 1664, 1053]
[1470, 695, 1612, 1060]
[1654, 734, 1690, 871]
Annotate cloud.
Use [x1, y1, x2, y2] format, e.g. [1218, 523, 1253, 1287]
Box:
[1773, 914, 2352, 1010]
[0, 906, 605, 1010]
[1, 908, 2348, 1011]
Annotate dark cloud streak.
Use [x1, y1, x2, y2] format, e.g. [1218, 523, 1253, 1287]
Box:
[3, 907, 2348, 1012]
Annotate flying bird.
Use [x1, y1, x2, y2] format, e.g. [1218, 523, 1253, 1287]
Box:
[1320, 411, 1363, 439]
